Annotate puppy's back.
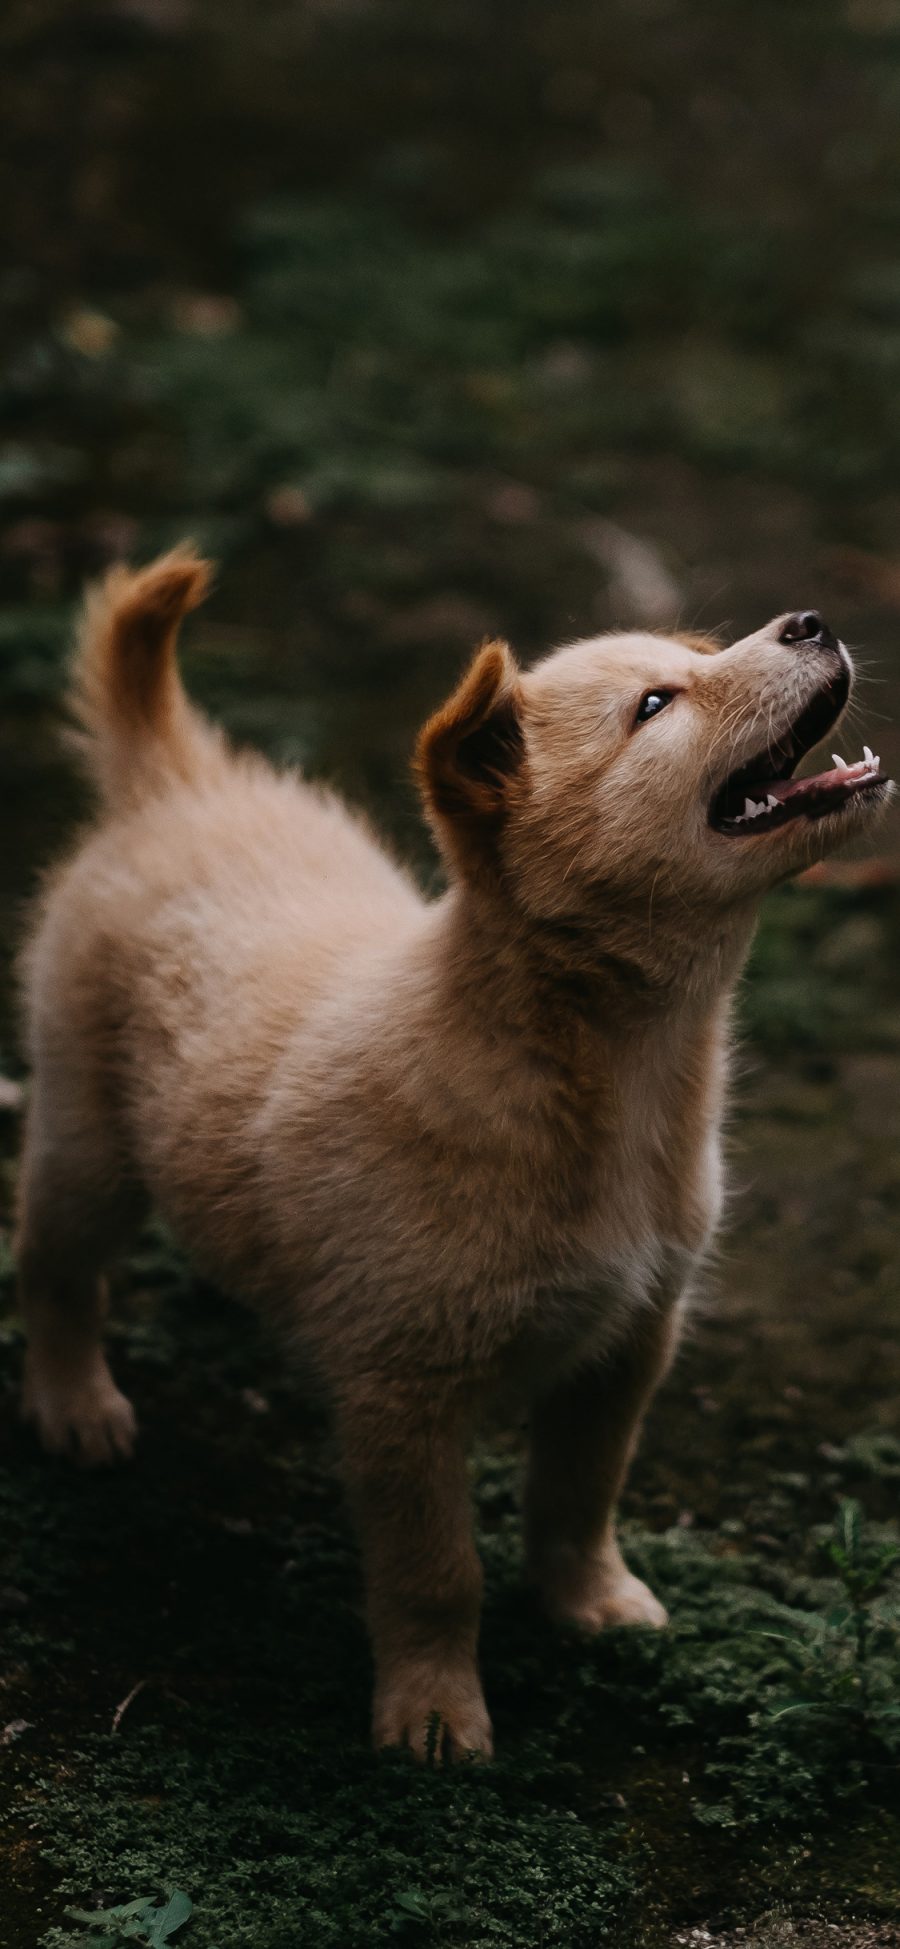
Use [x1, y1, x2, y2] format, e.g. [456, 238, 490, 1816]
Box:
[21, 549, 425, 1097]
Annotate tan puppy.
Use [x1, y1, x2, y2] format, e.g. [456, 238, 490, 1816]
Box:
[16, 553, 891, 1759]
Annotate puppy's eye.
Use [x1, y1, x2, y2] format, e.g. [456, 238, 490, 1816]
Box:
[635, 689, 675, 725]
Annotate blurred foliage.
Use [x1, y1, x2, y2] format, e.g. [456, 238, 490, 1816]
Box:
[6, 0, 900, 641]
[742, 883, 900, 1058]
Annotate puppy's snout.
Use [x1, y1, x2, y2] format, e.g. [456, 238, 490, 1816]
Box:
[778, 610, 839, 652]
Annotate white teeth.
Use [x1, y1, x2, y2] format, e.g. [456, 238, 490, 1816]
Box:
[832, 748, 879, 776]
[727, 739, 883, 832]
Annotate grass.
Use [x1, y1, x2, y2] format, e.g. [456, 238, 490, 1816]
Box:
[1, 1300, 899, 1949]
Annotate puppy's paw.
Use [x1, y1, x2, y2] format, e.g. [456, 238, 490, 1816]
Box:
[563, 1570, 669, 1634]
[539, 1546, 668, 1634]
[23, 1360, 137, 1467]
[373, 1665, 493, 1763]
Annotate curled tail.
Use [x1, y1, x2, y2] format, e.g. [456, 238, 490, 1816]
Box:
[68, 545, 218, 808]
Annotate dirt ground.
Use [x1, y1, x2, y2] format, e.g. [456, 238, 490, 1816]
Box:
[672, 1925, 900, 1949]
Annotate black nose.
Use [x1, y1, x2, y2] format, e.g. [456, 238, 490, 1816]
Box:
[779, 610, 839, 651]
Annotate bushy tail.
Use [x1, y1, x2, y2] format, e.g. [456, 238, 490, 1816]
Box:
[67, 545, 217, 808]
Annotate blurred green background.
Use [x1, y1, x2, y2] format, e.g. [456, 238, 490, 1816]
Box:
[2, 5, 900, 1947]
[4, 0, 900, 902]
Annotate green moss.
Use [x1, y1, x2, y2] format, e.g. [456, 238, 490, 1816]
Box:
[2, 1297, 899, 1948]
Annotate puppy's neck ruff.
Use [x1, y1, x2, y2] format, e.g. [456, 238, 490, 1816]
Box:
[412, 882, 741, 1170]
[436, 873, 756, 1038]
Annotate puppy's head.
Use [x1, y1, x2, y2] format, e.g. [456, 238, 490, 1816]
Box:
[417, 610, 892, 930]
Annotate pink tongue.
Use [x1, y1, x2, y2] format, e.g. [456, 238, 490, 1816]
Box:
[765, 761, 868, 804]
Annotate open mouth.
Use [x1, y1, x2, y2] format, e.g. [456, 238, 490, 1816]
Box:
[709, 667, 890, 836]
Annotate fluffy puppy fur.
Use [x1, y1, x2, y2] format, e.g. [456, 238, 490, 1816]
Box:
[16, 551, 891, 1759]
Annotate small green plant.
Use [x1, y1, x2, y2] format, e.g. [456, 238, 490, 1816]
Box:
[391, 1888, 469, 1933]
[63, 1890, 192, 1949]
[764, 1500, 900, 1751]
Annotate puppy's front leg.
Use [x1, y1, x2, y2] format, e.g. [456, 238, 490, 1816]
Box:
[525, 1309, 679, 1633]
[339, 1383, 492, 1761]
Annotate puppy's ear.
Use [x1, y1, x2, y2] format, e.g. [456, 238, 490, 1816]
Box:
[416, 640, 524, 867]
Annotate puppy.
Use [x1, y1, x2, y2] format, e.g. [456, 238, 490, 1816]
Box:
[16, 553, 891, 1758]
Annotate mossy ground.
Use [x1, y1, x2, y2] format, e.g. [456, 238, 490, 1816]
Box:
[2, 4, 900, 1944]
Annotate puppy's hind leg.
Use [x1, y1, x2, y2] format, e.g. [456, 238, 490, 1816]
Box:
[17, 1071, 142, 1467]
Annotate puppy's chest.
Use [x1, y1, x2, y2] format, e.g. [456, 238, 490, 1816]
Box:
[502, 1086, 719, 1382]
